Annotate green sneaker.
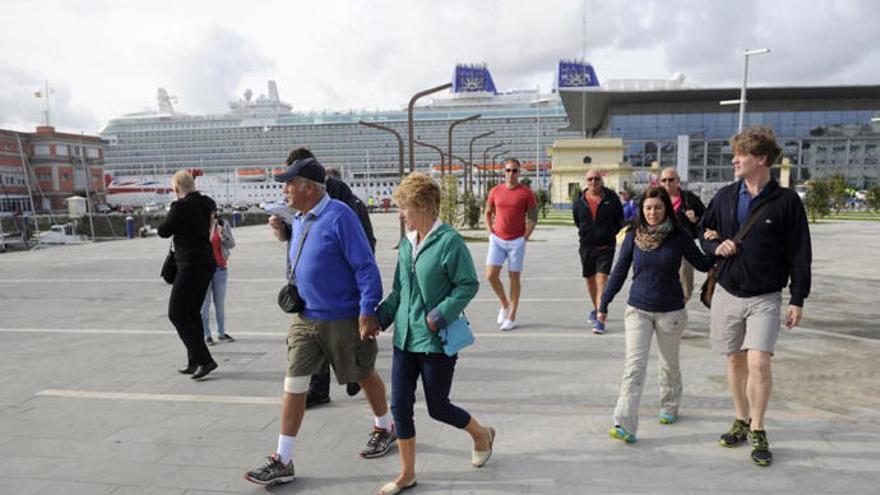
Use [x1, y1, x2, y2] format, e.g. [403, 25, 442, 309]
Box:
[719, 419, 750, 447]
[658, 412, 677, 424]
[748, 429, 773, 466]
[609, 425, 637, 444]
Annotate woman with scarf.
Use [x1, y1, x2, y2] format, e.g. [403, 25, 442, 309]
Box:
[598, 186, 714, 443]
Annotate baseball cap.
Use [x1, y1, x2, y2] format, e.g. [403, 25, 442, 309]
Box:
[273, 157, 326, 184]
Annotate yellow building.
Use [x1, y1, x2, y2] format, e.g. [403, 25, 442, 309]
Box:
[547, 138, 634, 206]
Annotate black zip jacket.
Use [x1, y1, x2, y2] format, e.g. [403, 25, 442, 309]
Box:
[700, 179, 811, 306]
[676, 189, 706, 240]
[572, 186, 624, 248]
[158, 191, 217, 270]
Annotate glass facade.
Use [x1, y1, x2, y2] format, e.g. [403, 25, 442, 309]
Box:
[605, 106, 880, 187]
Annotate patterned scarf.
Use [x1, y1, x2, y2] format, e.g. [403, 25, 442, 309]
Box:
[634, 218, 673, 252]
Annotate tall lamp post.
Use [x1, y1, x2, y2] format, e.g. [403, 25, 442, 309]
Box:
[531, 89, 555, 191]
[492, 150, 509, 186]
[720, 48, 771, 131]
[481, 142, 504, 197]
[408, 83, 452, 173]
[358, 120, 405, 241]
[447, 114, 481, 177]
[468, 130, 494, 194]
[414, 140, 445, 171]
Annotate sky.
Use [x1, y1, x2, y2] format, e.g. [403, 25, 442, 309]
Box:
[1, 0, 878, 135]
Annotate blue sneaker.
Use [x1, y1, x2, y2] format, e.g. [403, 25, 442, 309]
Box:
[609, 425, 637, 443]
[659, 412, 678, 424]
[588, 309, 597, 323]
[593, 319, 606, 334]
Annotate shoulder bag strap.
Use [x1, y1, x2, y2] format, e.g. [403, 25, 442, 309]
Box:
[732, 199, 771, 244]
[288, 217, 315, 284]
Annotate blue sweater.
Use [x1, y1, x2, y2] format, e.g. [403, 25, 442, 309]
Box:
[290, 195, 382, 320]
[600, 229, 714, 313]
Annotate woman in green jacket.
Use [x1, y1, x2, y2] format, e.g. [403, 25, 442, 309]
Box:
[376, 173, 495, 495]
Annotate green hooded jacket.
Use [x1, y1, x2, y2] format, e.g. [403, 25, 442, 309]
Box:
[377, 223, 479, 353]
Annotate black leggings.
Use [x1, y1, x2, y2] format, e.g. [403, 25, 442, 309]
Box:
[168, 265, 215, 366]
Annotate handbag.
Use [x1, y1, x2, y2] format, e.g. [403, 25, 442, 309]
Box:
[278, 217, 314, 313]
[699, 200, 771, 309]
[437, 315, 475, 357]
[160, 241, 176, 284]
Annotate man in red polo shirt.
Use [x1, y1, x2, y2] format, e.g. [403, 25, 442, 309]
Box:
[485, 158, 538, 331]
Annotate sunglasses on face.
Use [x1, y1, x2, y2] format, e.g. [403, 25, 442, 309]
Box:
[586, 177, 602, 182]
[505, 169, 519, 173]
[660, 177, 678, 183]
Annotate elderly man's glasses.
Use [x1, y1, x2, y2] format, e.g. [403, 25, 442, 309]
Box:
[660, 177, 678, 183]
[586, 177, 602, 182]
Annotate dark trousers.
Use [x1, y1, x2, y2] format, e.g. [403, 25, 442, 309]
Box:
[168, 265, 215, 366]
[391, 346, 471, 440]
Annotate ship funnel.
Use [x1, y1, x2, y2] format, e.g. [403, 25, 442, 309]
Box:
[157, 88, 176, 113]
[268, 81, 280, 101]
[555, 60, 600, 90]
[452, 63, 498, 95]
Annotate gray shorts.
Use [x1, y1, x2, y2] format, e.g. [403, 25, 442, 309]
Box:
[710, 284, 782, 355]
[286, 313, 377, 384]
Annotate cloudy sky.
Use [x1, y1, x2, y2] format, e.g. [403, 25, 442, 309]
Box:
[1, 0, 878, 134]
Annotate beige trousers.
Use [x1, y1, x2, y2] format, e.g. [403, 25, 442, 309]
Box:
[612, 306, 688, 434]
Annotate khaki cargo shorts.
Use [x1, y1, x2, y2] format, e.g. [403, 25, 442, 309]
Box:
[286, 313, 378, 384]
[710, 284, 782, 355]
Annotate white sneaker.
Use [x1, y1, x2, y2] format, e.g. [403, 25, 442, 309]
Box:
[500, 319, 516, 331]
[496, 307, 509, 325]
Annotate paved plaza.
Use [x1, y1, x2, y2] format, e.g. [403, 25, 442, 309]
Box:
[1, 213, 879, 494]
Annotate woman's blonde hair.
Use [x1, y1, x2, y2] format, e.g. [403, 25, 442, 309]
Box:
[172, 170, 196, 193]
[394, 172, 440, 218]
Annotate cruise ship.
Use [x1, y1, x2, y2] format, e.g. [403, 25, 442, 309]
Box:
[100, 62, 602, 206]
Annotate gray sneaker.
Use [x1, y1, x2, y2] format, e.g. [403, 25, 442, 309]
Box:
[360, 427, 397, 458]
[244, 455, 295, 486]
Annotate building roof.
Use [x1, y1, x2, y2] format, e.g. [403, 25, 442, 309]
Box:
[558, 85, 880, 133]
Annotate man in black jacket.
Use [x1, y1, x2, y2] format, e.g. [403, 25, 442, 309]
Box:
[700, 126, 811, 467]
[572, 168, 624, 334]
[660, 167, 706, 302]
[268, 148, 373, 407]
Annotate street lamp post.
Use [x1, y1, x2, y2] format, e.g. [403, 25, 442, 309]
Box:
[481, 142, 504, 197]
[414, 140, 444, 171]
[447, 114, 481, 178]
[720, 48, 771, 131]
[468, 131, 495, 195]
[358, 120, 405, 241]
[492, 150, 509, 186]
[408, 83, 452, 173]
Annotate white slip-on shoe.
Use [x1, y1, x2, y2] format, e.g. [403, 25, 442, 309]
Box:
[472, 427, 496, 468]
[500, 319, 516, 331]
[496, 307, 508, 325]
[378, 479, 417, 495]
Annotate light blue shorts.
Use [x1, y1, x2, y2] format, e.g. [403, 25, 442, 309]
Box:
[486, 234, 526, 272]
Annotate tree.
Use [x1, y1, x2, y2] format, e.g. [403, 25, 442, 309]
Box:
[461, 190, 481, 229]
[826, 173, 849, 214]
[439, 175, 460, 227]
[866, 185, 880, 213]
[535, 189, 552, 219]
[804, 179, 831, 222]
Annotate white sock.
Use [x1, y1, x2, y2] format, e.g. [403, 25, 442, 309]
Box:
[375, 412, 392, 431]
[276, 434, 295, 464]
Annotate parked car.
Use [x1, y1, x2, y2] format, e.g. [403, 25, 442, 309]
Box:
[96, 204, 112, 214]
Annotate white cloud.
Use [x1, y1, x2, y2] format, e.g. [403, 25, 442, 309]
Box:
[0, 0, 877, 134]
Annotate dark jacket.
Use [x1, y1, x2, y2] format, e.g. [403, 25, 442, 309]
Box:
[601, 229, 715, 313]
[675, 189, 706, 240]
[700, 179, 812, 306]
[573, 186, 624, 248]
[158, 191, 217, 270]
[325, 176, 376, 252]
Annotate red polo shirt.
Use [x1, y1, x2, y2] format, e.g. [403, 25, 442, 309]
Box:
[488, 183, 537, 240]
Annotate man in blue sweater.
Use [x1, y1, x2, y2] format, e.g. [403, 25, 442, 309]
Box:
[245, 157, 395, 486]
[700, 126, 812, 467]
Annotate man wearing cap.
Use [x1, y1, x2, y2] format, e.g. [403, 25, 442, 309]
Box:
[245, 156, 395, 486]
